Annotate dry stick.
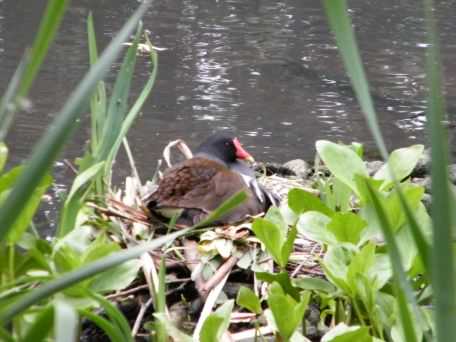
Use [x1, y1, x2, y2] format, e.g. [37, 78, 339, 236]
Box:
[198, 255, 239, 299]
[105, 284, 149, 300]
[131, 297, 153, 337]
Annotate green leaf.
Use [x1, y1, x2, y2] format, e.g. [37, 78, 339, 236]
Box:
[281, 225, 297, 267]
[374, 145, 424, 182]
[296, 211, 335, 245]
[0, 143, 7, 172]
[200, 300, 234, 342]
[79, 309, 125, 342]
[293, 277, 337, 294]
[321, 246, 351, 294]
[23, 306, 54, 342]
[326, 212, 366, 245]
[256, 272, 300, 301]
[0, 228, 190, 323]
[58, 161, 104, 237]
[252, 218, 285, 267]
[321, 323, 372, 342]
[89, 292, 133, 342]
[54, 299, 78, 342]
[6, 173, 52, 245]
[316, 140, 368, 196]
[267, 283, 309, 341]
[0, 0, 152, 243]
[154, 313, 192, 342]
[90, 259, 140, 293]
[236, 286, 262, 314]
[288, 188, 334, 216]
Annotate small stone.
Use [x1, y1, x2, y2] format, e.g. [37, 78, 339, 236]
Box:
[283, 159, 311, 179]
[366, 160, 384, 176]
[411, 148, 431, 177]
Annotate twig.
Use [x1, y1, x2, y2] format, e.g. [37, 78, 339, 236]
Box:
[63, 159, 78, 174]
[132, 297, 153, 337]
[106, 284, 149, 300]
[198, 256, 239, 298]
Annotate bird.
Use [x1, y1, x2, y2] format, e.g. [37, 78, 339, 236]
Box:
[147, 133, 279, 226]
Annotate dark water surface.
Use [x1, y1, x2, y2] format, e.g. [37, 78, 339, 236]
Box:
[1, 1, 456, 193]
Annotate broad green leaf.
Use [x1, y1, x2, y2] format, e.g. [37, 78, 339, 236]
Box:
[321, 323, 372, 342]
[0, 143, 7, 172]
[326, 212, 366, 245]
[293, 277, 337, 294]
[321, 246, 351, 294]
[90, 259, 140, 293]
[267, 283, 309, 341]
[6, 173, 52, 244]
[374, 145, 424, 182]
[288, 188, 334, 216]
[297, 211, 335, 245]
[54, 299, 78, 342]
[200, 300, 234, 342]
[0, 228, 190, 323]
[281, 225, 297, 267]
[252, 218, 285, 267]
[256, 272, 300, 301]
[236, 286, 262, 314]
[316, 140, 368, 195]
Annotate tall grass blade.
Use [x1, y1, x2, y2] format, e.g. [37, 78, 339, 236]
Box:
[22, 305, 54, 342]
[155, 258, 168, 342]
[79, 309, 125, 342]
[0, 0, 153, 242]
[0, 228, 190, 324]
[365, 180, 417, 342]
[106, 38, 158, 174]
[96, 24, 142, 167]
[0, 54, 29, 141]
[423, 0, 456, 340]
[87, 13, 107, 153]
[322, 0, 430, 272]
[16, 0, 69, 98]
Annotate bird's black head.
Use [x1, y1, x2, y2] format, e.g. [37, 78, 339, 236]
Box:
[195, 133, 253, 165]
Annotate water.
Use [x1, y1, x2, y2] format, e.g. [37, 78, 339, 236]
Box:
[1, 0, 456, 227]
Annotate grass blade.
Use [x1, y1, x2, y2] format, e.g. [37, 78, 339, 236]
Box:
[106, 37, 158, 174]
[79, 309, 125, 342]
[22, 305, 54, 342]
[0, 0, 153, 243]
[364, 179, 417, 342]
[16, 0, 69, 98]
[423, 1, 455, 340]
[322, 0, 430, 273]
[89, 292, 132, 342]
[0, 54, 29, 141]
[194, 190, 247, 228]
[0, 228, 190, 324]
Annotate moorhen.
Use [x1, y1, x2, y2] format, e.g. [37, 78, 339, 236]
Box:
[147, 133, 278, 226]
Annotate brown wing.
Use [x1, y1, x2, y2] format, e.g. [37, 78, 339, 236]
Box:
[149, 157, 267, 224]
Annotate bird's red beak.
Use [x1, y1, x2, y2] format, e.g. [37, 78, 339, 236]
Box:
[233, 138, 255, 162]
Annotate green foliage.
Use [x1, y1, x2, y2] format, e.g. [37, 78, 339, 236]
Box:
[200, 300, 234, 342]
[267, 282, 310, 341]
[236, 286, 262, 314]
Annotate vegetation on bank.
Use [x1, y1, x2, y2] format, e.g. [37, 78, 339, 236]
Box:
[0, 0, 453, 341]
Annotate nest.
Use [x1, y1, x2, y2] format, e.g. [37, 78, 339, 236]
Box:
[89, 140, 325, 340]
